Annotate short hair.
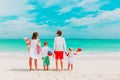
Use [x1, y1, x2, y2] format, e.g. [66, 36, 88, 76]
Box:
[56, 30, 62, 36]
[44, 42, 48, 45]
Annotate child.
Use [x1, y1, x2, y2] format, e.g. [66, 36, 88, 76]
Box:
[41, 42, 52, 70]
[24, 37, 30, 52]
[66, 48, 77, 70]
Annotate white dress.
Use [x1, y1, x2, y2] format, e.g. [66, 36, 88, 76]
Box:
[68, 52, 74, 64]
[29, 39, 39, 59]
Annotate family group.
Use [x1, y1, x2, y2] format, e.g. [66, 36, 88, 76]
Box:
[24, 30, 81, 71]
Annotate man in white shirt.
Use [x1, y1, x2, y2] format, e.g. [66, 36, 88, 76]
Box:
[54, 30, 67, 71]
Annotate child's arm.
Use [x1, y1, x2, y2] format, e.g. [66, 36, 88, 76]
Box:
[73, 52, 77, 55]
[24, 37, 28, 41]
[41, 48, 44, 58]
[24, 37, 30, 45]
[26, 40, 31, 45]
[37, 39, 41, 46]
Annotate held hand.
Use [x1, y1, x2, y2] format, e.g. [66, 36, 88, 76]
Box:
[52, 54, 54, 58]
[65, 52, 68, 56]
[73, 52, 77, 55]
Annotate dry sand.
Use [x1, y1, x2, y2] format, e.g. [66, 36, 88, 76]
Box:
[0, 53, 120, 80]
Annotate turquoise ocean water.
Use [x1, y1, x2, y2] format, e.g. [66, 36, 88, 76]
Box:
[0, 39, 120, 54]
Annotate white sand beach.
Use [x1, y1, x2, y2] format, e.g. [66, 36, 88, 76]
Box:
[1, 53, 120, 80]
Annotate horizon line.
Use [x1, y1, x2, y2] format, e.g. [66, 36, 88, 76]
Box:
[0, 38, 120, 40]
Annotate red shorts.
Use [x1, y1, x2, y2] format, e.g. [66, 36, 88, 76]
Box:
[54, 51, 64, 59]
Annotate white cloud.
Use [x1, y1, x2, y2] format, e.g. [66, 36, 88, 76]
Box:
[64, 8, 120, 39]
[58, 6, 73, 15]
[65, 8, 120, 26]
[58, 0, 79, 14]
[89, 22, 120, 39]
[0, 17, 56, 39]
[36, 0, 107, 14]
[0, 0, 33, 16]
[79, 0, 98, 5]
[38, 0, 60, 8]
[58, 0, 108, 14]
[76, 0, 102, 12]
[0, 0, 120, 39]
[37, 0, 79, 14]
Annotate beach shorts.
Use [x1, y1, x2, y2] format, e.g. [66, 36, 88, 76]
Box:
[54, 51, 64, 59]
[43, 56, 50, 66]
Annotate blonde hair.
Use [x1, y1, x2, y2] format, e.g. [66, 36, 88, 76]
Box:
[69, 48, 73, 51]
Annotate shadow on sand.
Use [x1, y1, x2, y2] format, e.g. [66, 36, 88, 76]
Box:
[8, 68, 68, 72]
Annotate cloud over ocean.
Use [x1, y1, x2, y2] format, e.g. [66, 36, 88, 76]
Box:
[0, 0, 120, 39]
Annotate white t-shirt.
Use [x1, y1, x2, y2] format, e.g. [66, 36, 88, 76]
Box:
[54, 36, 67, 51]
[41, 46, 52, 57]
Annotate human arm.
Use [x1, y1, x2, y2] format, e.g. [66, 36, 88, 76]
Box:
[53, 38, 56, 57]
[73, 52, 77, 55]
[24, 37, 30, 45]
[41, 48, 44, 58]
[65, 52, 69, 56]
[37, 39, 41, 46]
[63, 38, 67, 52]
[53, 38, 56, 51]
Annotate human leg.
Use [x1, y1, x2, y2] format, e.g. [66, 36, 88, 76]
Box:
[34, 59, 38, 70]
[43, 65, 46, 70]
[68, 63, 70, 70]
[56, 59, 58, 71]
[29, 57, 32, 70]
[47, 65, 49, 70]
[60, 59, 63, 71]
[71, 64, 73, 70]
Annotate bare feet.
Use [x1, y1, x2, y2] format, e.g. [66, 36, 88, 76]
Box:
[60, 69, 63, 71]
[29, 69, 32, 71]
[56, 69, 58, 71]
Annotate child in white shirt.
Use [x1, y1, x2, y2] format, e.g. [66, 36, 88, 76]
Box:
[41, 42, 52, 70]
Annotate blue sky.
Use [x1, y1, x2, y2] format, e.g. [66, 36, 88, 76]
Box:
[0, 0, 120, 39]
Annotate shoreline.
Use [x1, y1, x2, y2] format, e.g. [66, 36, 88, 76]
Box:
[1, 51, 120, 55]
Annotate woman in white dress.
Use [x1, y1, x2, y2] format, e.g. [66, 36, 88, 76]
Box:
[29, 32, 40, 70]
